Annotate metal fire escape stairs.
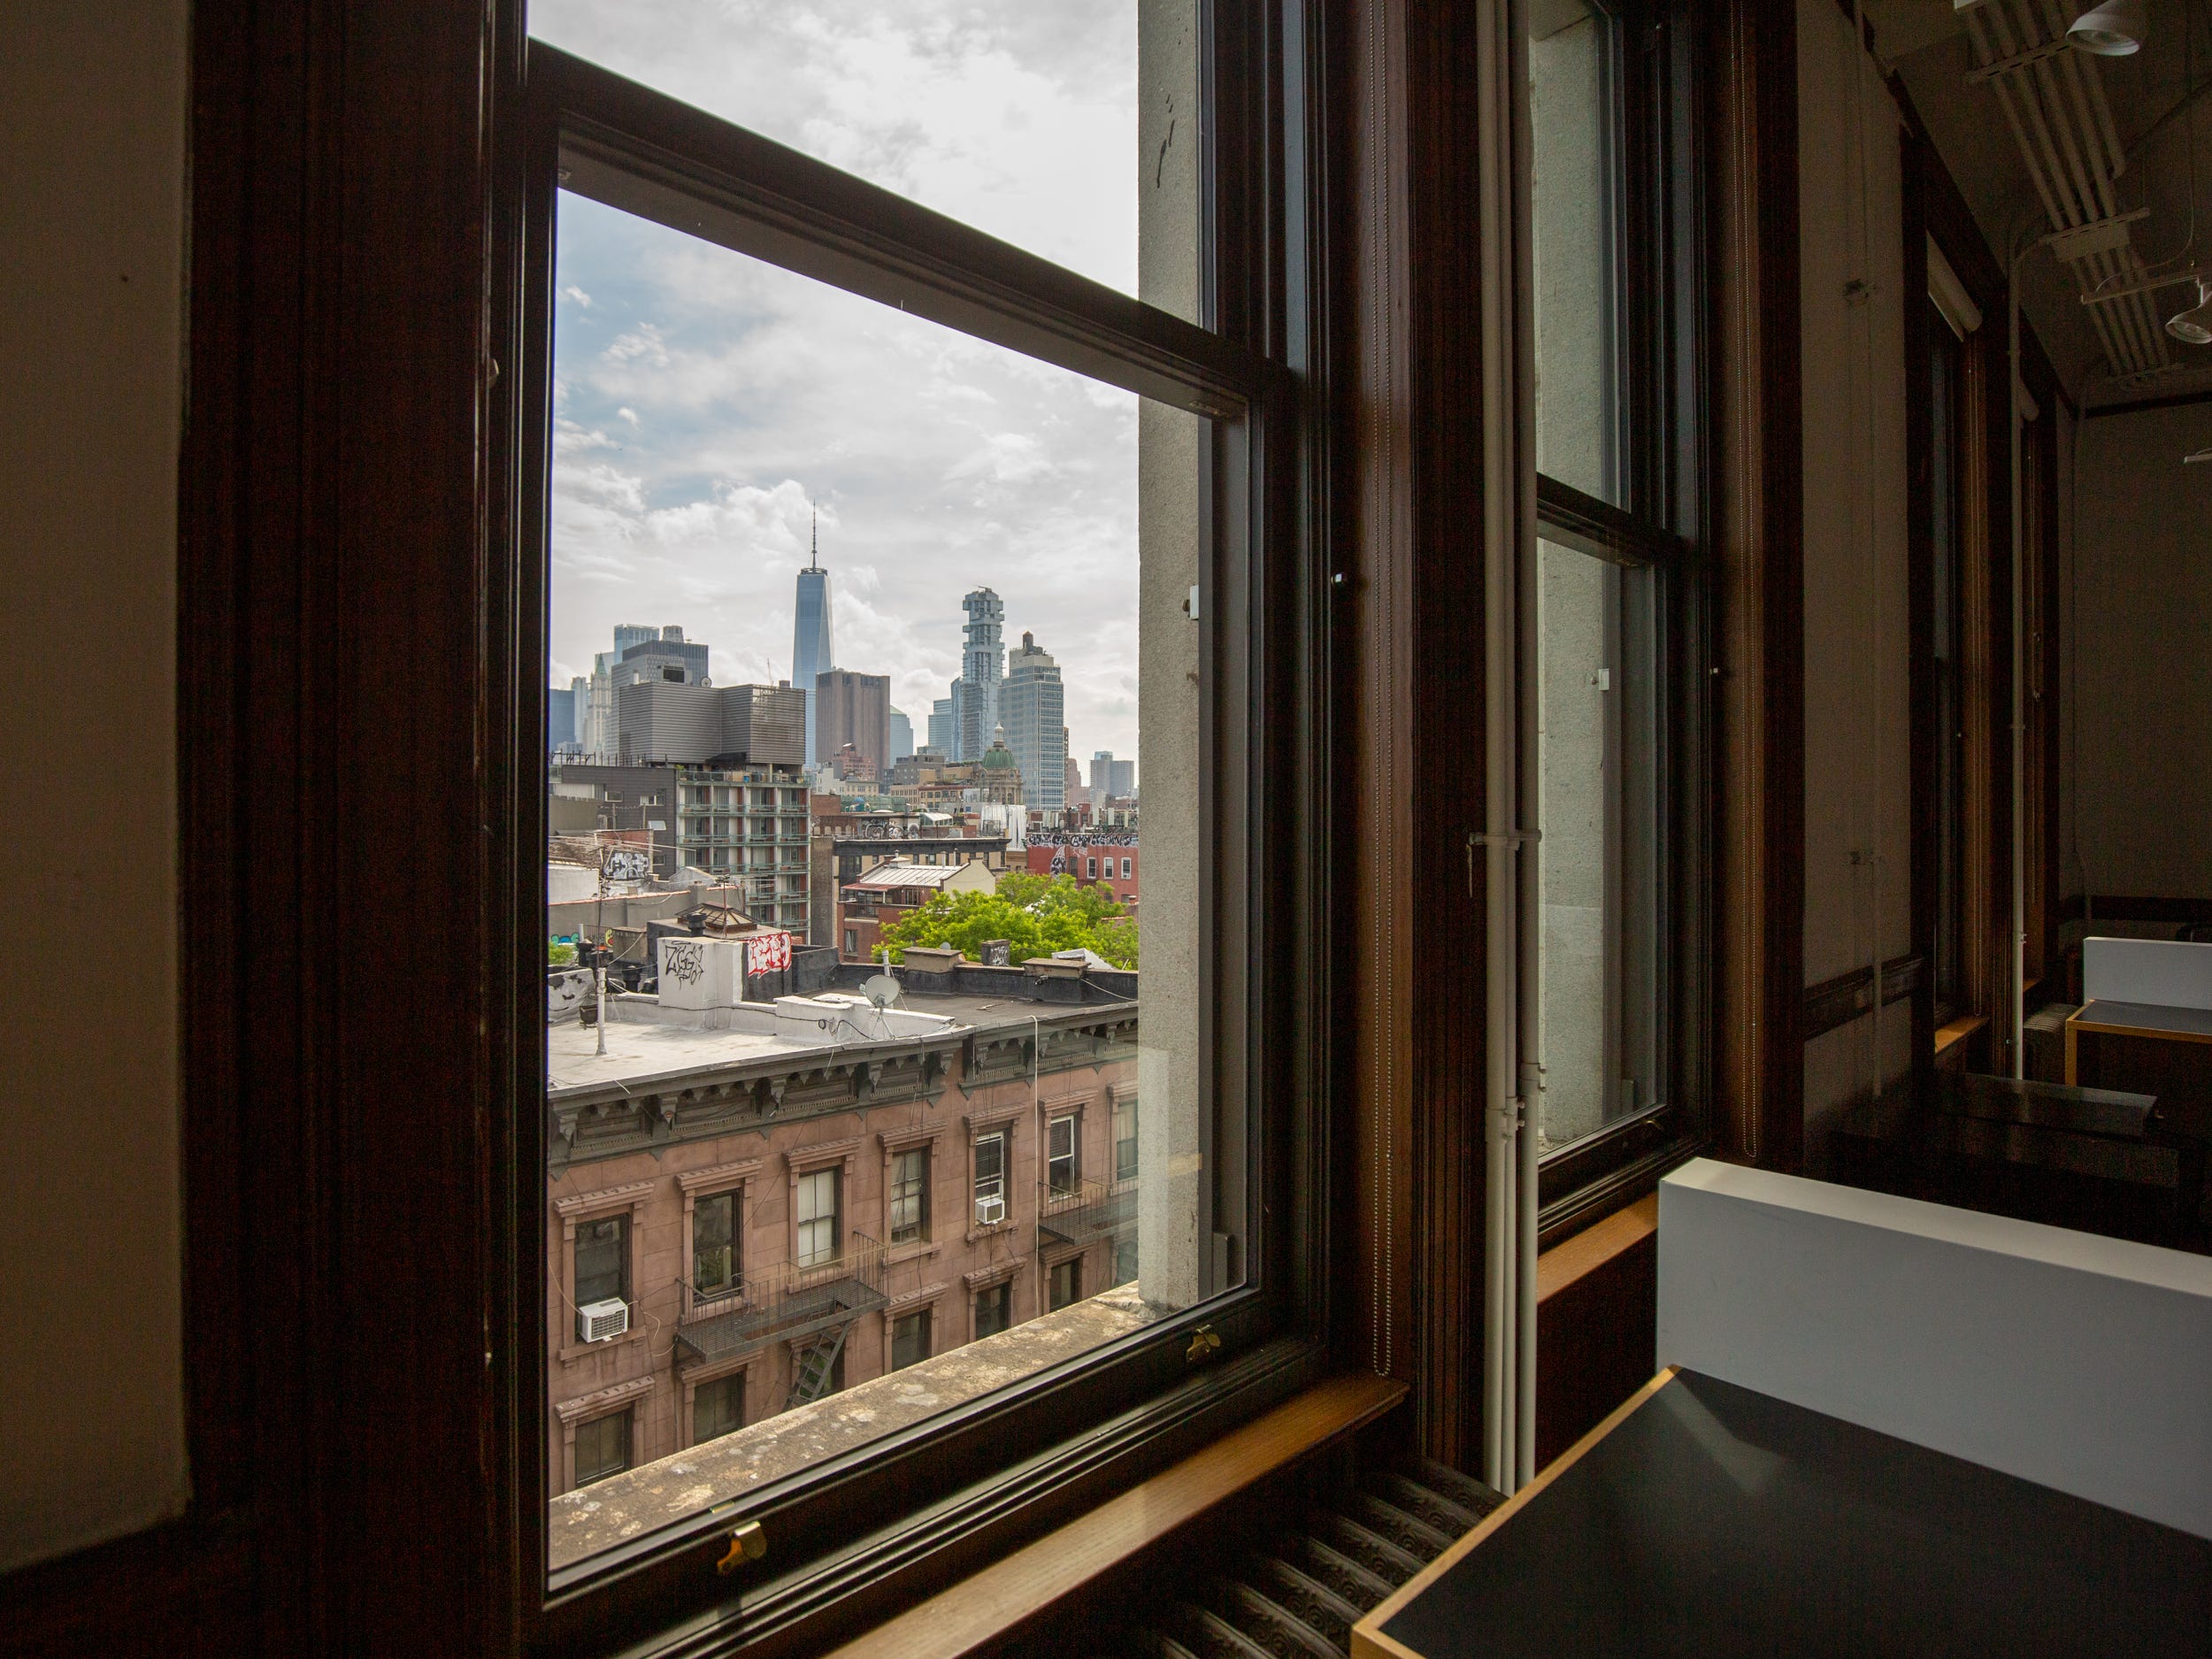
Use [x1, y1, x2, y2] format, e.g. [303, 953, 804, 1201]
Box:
[783, 1322, 852, 1410]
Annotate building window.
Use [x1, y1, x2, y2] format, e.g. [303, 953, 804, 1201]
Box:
[1048, 1257, 1082, 1312]
[889, 1147, 928, 1245]
[972, 1132, 1006, 1215]
[1113, 1099, 1138, 1186]
[1087, 856, 1098, 879]
[574, 1409, 633, 1486]
[692, 1191, 738, 1303]
[1121, 857, 1132, 879]
[890, 1308, 931, 1371]
[1047, 1114, 1079, 1196]
[693, 1374, 743, 1444]
[973, 1281, 1011, 1340]
[795, 1167, 840, 1268]
[843, 928, 857, 956]
[574, 1215, 628, 1309]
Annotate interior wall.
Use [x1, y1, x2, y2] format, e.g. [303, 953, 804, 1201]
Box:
[0, 2, 189, 1571]
[2065, 401, 2212, 908]
[1796, 0, 1914, 1171]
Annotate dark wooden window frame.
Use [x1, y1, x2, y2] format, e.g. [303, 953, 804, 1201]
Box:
[495, 13, 1340, 1655]
[1530, 0, 1714, 1245]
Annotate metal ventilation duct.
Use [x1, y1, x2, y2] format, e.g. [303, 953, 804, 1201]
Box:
[1959, 0, 2173, 381]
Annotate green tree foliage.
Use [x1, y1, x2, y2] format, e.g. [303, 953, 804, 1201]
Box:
[877, 872, 1138, 970]
[548, 941, 578, 967]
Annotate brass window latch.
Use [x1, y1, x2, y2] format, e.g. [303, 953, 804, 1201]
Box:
[1187, 1325, 1222, 1363]
[716, 1520, 766, 1575]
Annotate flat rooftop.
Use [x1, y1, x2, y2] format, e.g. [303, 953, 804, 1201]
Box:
[547, 987, 1133, 1097]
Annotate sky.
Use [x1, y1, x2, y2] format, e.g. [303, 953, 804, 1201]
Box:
[538, 0, 1154, 766]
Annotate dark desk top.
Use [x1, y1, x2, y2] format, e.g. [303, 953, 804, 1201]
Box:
[2072, 1000, 2212, 1041]
[1358, 1369, 2212, 1659]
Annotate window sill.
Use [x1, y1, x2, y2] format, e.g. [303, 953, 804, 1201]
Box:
[558, 1328, 647, 1367]
[1536, 1193, 1657, 1304]
[1935, 1012, 1988, 1059]
[818, 1371, 1406, 1659]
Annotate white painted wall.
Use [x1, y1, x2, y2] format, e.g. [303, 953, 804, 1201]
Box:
[1797, 0, 1914, 1169]
[1659, 1160, 2212, 1540]
[2063, 401, 2212, 904]
[0, 2, 190, 1571]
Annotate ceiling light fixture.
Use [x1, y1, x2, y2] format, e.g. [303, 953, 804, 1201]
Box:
[2170, 278, 2212, 344]
[2069, 0, 2146, 55]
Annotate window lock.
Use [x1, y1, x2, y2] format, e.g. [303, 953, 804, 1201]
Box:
[716, 1520, 766, 1574]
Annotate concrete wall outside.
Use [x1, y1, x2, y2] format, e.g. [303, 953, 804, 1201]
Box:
[0, 1, 191, 1571]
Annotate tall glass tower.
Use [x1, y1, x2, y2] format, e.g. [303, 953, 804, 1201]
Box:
[791, 509, 833, 764]
[954, 587, 1004, 762]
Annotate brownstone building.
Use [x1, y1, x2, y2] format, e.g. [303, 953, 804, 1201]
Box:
[544, 968, 1140, 1502]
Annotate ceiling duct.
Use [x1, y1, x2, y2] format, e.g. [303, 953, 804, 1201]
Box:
[1958, 0, 2173, 381]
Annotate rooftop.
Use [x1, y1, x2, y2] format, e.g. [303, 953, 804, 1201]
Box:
[844, 862, 979, 891]
[546, 987, 1133, 1098]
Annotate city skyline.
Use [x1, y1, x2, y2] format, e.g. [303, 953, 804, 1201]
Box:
[548, 192, 1141, 765]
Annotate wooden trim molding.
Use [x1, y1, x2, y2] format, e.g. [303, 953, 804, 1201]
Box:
[1707, 0, 1805, 1170]
[818, 1372, 1406, 1659]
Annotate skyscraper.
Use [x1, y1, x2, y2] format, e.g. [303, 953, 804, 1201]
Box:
[790, 510, 833, 765]
[814, 668, 891, 777]
[952, 587, 1004, 762]
[928, 697, 954, 756]
[887, 708, 914, 764]
[1001, 630, 1065, 811]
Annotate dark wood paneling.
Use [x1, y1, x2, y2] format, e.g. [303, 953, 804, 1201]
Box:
[1534, 1230, 1657, 1471]
[2062, 895, 2212, 928]
[1707, 0, 1804, 1171]
[1901, 127, 1939, 1098]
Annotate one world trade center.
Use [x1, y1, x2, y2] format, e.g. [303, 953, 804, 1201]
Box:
[791, 509, 833, 766]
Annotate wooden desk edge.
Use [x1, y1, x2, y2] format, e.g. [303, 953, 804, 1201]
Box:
[2065, 1003, 2212, 1087]
[1349, 1367, 1681, 1659]
[823, 1370, 1406, 1659]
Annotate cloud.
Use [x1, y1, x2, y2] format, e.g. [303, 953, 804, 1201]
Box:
[561, 284, 593, 307]
[541, 3, 1151, 763]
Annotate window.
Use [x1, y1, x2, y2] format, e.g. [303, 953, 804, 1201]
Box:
[1087, 856, 1098, 879]
[1121, 857, 1132, 879]
[889, 1148, 928, 1245]
[693, 1191, 738, 1302]
[1047, 1114, 1079, 1196]
[795, 1168, 840, 1268]
[1525, 0, 1701, 1225]
[574, 1215, 627, 1309]
[1048, 1257, 1082, 1312]
[890, 1308, 931, 1371]
[1927, 299, 1967, 1020]
[693, 1374, 744, 1444]
[1113, 1098, 1139, 1187]
[973, 1282, 1012, 1340]
[524, 0, 1290, 1617]
[972, 1132, 1006, 1210]
[574, 1409, 632, 1486]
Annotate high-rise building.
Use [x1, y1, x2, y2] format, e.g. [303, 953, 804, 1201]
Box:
[791, 511, 833, 765]
[1089, 750, 1135, 803]
[815, 668, 891, 777]
[613, 681, 803, 767]
[581, 626, 701, 755]
[548, 679, 583, 753]
[888, 708, 914, 764]
[951, 587, 1004, 761]
[1001, 630, 1064, 810]
[927, 697, 955, 756]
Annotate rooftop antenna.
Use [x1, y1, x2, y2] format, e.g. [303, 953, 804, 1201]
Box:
[861, 948, 902, 1010]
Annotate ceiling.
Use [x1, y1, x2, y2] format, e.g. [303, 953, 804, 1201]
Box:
[1863, 0, 2212, 406]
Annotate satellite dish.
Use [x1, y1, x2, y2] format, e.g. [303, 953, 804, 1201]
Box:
[861, 972, 902, 1010]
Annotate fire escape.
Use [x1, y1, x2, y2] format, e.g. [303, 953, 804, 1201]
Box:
[674, 1234, 887, 1414]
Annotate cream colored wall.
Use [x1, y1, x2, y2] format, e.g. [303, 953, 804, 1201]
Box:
[1797, 0, 1914, 1171]
[2064, 401, 2212, 904]
[0, 2, 189, 1571]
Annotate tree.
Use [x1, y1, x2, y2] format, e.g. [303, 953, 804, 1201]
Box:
[877, 872, 1138, 970]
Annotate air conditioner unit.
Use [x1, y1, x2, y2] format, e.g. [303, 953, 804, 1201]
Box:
[974, 1195, 1006, 1228]
[576, 1298, 630, 1343]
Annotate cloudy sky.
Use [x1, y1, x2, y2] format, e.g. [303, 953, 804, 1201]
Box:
[539, 0, 1151, 765]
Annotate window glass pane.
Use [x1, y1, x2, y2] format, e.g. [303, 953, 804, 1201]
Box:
[1113, 1099, 1138, 1186]
[890, 1309, 931, 1371]
[541, 188, 1225, 1571]
[527, 1, 1194, 305]
[889, 1148, 928, 1244]
[1528, 0, 1622, 504]
[694, 1374, 744, 1442]
[576, 1409, 633, 1486]
[575, 1216, 627, 1307]
[1534, 536, 1661, 1156]
[693, 1191, 737, 1299]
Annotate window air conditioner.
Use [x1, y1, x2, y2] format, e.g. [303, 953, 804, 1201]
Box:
[576, 1298, 630, 1343]
[974, 1195, 1006, 1228]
